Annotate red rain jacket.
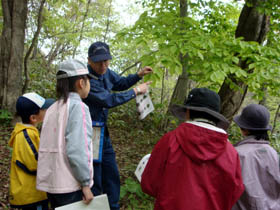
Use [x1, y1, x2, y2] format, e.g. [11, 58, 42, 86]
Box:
[141, 122, 244, 210]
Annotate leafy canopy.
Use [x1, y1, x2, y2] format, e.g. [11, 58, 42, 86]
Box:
[116, 0, 280, 99]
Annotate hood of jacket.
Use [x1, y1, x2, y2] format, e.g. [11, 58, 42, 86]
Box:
[8, 123, 37, 148]
[175, 122, 228, 163]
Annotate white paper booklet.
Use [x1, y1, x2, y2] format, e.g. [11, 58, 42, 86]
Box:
[135, 154, 151, 182]
[55, 194, 110, 210]
[136, 91, 154, 120]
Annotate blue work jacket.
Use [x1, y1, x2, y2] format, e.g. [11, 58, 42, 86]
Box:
[84, 65, 142, 124]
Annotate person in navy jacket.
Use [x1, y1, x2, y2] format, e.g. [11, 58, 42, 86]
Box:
[84, 41, 152, 210]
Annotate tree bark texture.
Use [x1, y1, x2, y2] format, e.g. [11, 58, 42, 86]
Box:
[0, 0, 28, 113]
[218, 0, 270, 121]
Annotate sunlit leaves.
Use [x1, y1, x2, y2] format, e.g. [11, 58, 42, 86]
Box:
[116, 0, 280, 101]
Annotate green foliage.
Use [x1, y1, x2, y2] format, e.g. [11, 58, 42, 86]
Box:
[120, 178, 154, 210]
[116, 0, 280, 101]
[0, 109, 12, 125]
[116, 0, 242, 87]
[25, 0, 125, 66]
[271, 133, 280, 153]
[26, 56, 56, 98]
[228, 124, 243, 145]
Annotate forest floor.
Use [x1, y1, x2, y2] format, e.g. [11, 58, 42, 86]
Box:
[0, 123, 13, 210]
[0, 108, 164, 210]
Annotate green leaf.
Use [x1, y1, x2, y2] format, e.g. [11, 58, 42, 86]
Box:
[248, 63, 256, 69]
[232, 56, 239, 64]
[197, 51, 204, 60]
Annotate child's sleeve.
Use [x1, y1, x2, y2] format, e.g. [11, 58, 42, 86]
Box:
[65, 102, 92, 187]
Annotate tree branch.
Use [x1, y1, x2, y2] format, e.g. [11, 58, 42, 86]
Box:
[72, 0, 91, 58]
[120, 61, 141, 76]
[119, 50, 157, 75]
[271, 104, 280, 135]
[22, 0, 46, 93]
[103, 0, 112, 42]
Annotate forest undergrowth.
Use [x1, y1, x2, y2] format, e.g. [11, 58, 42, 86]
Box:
[0, 102, 166, 210]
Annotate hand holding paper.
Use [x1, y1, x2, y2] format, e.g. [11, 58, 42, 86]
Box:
[134, 81, 152, 95]
[55, 194, 110, 210]
[82, 186, 94, 204]
[136, 90, 154, 120]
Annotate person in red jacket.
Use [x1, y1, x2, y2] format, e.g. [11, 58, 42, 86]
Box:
[141, 87, 244, 210]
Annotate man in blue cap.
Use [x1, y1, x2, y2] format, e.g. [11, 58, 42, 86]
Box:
[84, 41, 152, 210]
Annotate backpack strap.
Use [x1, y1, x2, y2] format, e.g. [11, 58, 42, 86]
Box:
[23, 129, 38, 160]
[16, 160, 37, 175]
[15, 129, 38, 175]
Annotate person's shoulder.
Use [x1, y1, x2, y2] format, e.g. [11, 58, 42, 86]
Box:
[107, 68, 119, 78]
[80, 101, 90, 112]
[159, 128, 177, 142]
[256, 143, 278, 156]
[25, 126, 40, 139]
[235, 141, 263, 158]
[69, 97, 90, 114]
[12, 125, 40, 146]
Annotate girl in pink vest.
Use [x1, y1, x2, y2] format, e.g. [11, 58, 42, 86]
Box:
[36, 59, 94, 208]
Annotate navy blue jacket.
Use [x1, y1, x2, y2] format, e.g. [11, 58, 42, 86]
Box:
[84, 65, 141, 124]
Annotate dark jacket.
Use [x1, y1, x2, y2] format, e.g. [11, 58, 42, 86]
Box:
[141, 121, 244, 210]
[84, 65, 141, 124]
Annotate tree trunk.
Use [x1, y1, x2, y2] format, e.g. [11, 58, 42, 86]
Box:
[162, 0, 189, 129]
[258, 86, 267, 106]
[167, 0, 189, 108]
[0, 0, 28, 113]
[218, 0, 270, 121]
[161, 68, 166, 104]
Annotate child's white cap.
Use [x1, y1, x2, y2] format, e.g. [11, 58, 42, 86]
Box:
[20, 92, 54, 109]
[57, 59, 93, 79]
[16, 92, 55, 119]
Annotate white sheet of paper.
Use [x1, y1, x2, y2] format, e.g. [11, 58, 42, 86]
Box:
[92, 126, 102, 160]
[135, 154, 151, 182]
[136, 91, 154, 120]
[55, 194, 110, 210]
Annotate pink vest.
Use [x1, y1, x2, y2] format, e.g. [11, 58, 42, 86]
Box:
[36, 100, 93, 193]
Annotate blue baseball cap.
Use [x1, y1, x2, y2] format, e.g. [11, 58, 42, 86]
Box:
[88, 41, 112, 62]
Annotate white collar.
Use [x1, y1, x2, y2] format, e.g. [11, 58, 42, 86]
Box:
[185, 120, 227, 134]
